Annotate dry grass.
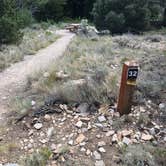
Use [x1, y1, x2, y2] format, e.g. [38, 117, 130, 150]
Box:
[0, 24, 59, 72]
[0, 142, 18, 155]
[28, 36, 119, 104]
[27, 32, 166, 105]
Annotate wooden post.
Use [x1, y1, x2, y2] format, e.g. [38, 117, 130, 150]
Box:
[117, 61, 139, 115]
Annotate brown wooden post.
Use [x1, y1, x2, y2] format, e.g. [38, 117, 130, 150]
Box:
[117, 61, 139, 115]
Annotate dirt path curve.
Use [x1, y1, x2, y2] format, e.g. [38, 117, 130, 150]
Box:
[0, 30, 75, 122]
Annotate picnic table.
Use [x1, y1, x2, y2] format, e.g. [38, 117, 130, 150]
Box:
[65, 24, 80, 33]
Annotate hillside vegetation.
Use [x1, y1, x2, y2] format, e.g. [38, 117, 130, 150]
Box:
[0, 0, 166, 44]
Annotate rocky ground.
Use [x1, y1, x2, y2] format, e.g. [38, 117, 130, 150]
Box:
[0, 99, 165, 166]
[0, 27, 166, 166]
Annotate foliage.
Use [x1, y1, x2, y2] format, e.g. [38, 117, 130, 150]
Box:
[92, 0, 165, 33]
[34, 0, 66, 21]
[0, 15, 22, 44]
[16, 8, 34, 28]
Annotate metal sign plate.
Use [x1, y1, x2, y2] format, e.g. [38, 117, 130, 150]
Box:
[127, 68, 138, 80]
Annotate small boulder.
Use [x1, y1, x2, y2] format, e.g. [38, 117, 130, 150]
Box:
[98, 116, 106, 123]
[93, 151, 101, 160]
[34, 123, 43, 130]
[95, 160, 105, 166]
[75, 121, 83, 128]
[141, 134, 153, 141]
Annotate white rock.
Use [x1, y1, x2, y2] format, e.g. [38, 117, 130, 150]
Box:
[121, 130, 133, 137]
[27, 143, 33, 149]
[31, 100, 36, 106]
[80, 147, 86, 152]
[68, 140, 74, 146]
[106, 130, 115, 137]
[95, 123, 104, 128]
[122, 137, 131, 145]
[34, 123, 43, 130]
[47, 127, 54, 139]
[96, 134, 102, 139]
[44, 114, 51, 121]
[149, 128, 156, 135]
[95, 160, 105, 166]
[75, 121, 83, 128]
[159, 103, 165, 110]
[112, 134, 118, 143]
[51, 144, 56, 150]
[98, 141, 106, 147]
[98, 147, 106, 153]
[4, 164, 20, 166]
[86, 149, 91, 156]
[80, 142, 86, 146]
[93, 151, 101, 160]
[141, 134, 153, 141]
[164, 137, 166, 142]
[140, 106, 146, 113]
[39, 139, 48, 144]
[43, 72, 50, 78]
[98, 116, 106, 123]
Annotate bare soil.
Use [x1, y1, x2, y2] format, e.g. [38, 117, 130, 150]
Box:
[0, 30, 75, 124]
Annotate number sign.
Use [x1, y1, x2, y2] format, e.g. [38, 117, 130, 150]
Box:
[127, 68, 138, 80]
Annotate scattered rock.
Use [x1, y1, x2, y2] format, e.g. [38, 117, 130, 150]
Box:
[76, 134, 86, 144]
[98, 141, 106, 147]
[44, 114, 51, 121]
[28, 130, 34, 136]
[98, 147, 106, 153]
[98, 116, 106, 123]
[75, 121, 83, 128]
[43, 72, 50, 78]
[95, 123, 104, 128]
[31, 100, 36, 106]
[112, 134, 118, 143]
[86, 149, 91, 156]
[140, 106, 146, 113]
[47, 127, 54, 139]
[79, 142, 86, 146]
[121, 130, 133, 137]
[80, 147, 86, 152]
[149, 128, 156, 136]
[106, 130, 115, 137]
[122, 137, 131, 145]
[95, 160, 105, 166]
[96, 134, 102, 139]
[34, 123, 43, 130]
[56, 71, 69, 79]
[93, 151, 101, 160]
[39, 139, 48, 144]
[141, 134, 153, 141]
[68, 140, 74, 146]
[4, 164, 20, 166]
[159, 103, 165, 110]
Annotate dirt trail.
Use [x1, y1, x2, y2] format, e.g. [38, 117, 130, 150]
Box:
[0, 30, 75, 122]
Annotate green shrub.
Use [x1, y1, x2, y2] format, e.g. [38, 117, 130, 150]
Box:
[0, 16, 22, 44]
[92, 0, 153, 33]
[163, 8, 166, 26]
[16, 9, 33, 28]
[105, 11, 125, 33]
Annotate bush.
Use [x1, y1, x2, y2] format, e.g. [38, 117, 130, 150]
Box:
[105, 11, 125, 33]
[92, 0, 152, 33]
[0, 16, 22, 44]
[16, 8, 34, 28]
[163, 8, 166, 26]
[34, 0, 66, 21]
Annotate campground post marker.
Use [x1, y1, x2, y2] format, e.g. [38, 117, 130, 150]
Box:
[117, 61, 139, 115]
